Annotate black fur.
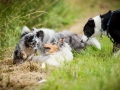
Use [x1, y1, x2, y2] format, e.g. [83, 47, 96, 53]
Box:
[24, 35, 34, 48]
[100, 10, 112, 31]
[83, 18, 95, 38]
[100, 10, 120, 43]
[20, 32, 29, 38]
[13, 45, 24, 64]
[36, 30, 44, 41]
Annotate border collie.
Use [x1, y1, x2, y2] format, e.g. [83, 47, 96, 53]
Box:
[32, 38, 73, 68]
[81, 9, 120, 56]
[13, 26, 39, 64]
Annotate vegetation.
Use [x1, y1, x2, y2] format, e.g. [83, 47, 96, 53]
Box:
[0, 0, 120, 90]
[39, 37, 120, 90]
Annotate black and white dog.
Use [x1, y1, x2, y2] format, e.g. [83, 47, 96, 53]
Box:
[81, 10, 120, 56]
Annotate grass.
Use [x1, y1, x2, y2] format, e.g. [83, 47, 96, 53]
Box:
[0, 0, 120, 90]
[38, 36, 120, 90]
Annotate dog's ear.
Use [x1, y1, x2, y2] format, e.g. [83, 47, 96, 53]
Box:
[88, 18, 95, 27]
[32, 27, 37, 31]
[36, 30, 44, 41]
[107, 10, 112, 14]
[59, 38, 64, 45]
[21, 26, 31, 36]
[88, 18, 94, 22]
[59, 38, 63, 43]
[100, 14, 103, 18]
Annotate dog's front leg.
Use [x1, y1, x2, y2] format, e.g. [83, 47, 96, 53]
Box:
[41, 63, 46, 68]
[27, 54, 34, 60]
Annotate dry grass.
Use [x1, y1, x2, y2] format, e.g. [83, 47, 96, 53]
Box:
[0, 58, 50, 89]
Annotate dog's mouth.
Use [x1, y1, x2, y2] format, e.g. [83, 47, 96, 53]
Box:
[44, 47, 51, 53]
[43, 44, 59, 54]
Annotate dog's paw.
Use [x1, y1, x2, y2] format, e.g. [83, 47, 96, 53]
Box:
[41, 63, 46, 68]
[21, 51, 27, 59]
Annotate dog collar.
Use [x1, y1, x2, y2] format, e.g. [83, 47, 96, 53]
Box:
[107, 12, 113, 36]
[106, 12, 114, 43]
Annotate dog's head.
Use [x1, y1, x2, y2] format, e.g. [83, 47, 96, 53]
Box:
[32, 28, 45, 49]
[13, 26, 39, 64]
[81, 17, 97, 43]
[43, 38, 64, 54]
[81, 10, 112, 43]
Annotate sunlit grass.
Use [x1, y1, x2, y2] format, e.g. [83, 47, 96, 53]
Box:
[39, 36, 120, 90]
[0, 0, 120, 89]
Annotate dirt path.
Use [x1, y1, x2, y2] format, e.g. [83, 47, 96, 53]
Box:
[68, 18, 88, 35]
[67, 11, 106, 35]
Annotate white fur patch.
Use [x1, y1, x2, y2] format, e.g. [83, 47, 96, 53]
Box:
[81, 35, 88, 42]
[92, 15, 102, 37]
[32, 43, 73, 67]
[87, 38, 101, 50]
[22, 26, 31, 34]
[114, 50, 120, 57]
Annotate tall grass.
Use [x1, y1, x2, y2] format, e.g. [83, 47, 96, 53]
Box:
[0, 0, 120, 59]
[0, 0, 77, 59]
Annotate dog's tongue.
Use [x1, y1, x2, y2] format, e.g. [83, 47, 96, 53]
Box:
[45, 47, 50, 52]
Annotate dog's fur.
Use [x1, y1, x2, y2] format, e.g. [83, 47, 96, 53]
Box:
[33, 28, 101, 53]
[81, 10, 120, 56]
[13, 26, 39, 64]
[13, 26, 101, 65]
[32, 38, 73, 68]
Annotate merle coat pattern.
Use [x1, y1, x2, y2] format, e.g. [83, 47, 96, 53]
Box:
[13, 26, 39, 64]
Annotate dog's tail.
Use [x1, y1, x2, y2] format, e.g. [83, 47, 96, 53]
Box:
[86, 38, 101, 50]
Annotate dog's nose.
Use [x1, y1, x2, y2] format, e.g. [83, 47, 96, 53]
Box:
[81, 40, 83, 43]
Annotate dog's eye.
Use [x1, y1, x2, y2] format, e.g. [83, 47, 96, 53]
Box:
[52, 43, 55, 45]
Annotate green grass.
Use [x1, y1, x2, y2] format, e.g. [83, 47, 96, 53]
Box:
[0, 0, 120, 89]
[37, 36, 120, 90]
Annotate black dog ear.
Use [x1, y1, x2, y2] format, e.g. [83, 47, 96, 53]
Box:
[100, 14, 103, 18]
[88, 18, 93, 21]
[108, 10, 112, 14]
[88, 18, 95, 27]
[36, 30, 44, 41]
[36, 30, 44, 37]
